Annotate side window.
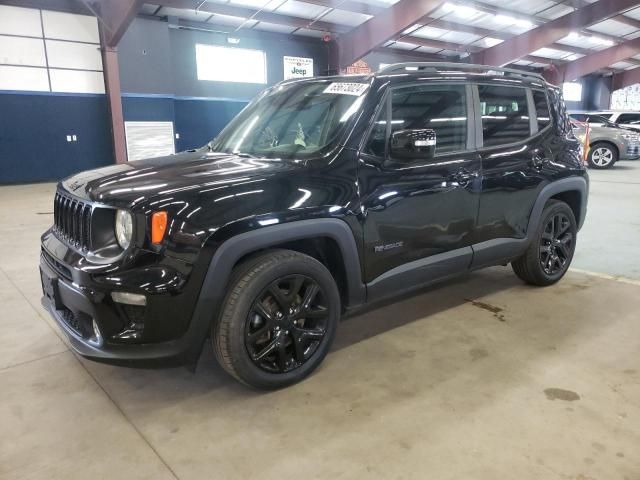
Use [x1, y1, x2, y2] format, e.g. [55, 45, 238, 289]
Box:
[363, 101, 388, 157]
[617, 113, 640, 125]
[533, 90, 551, 130]
[479, 85, 531, 147]
[390, 84, 467, 155]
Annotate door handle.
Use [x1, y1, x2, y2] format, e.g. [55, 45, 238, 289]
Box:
[451, 169, 479, 186]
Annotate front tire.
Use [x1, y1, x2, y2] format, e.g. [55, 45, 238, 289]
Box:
[212, 249, 340, 389]
[512, 200, 577, 286]
[587, 142, 618, 169]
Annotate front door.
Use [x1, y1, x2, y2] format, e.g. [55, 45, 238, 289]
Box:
[358, 83, 481, 300]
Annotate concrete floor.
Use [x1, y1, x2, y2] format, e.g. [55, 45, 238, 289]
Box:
[1, 164, 639, 480]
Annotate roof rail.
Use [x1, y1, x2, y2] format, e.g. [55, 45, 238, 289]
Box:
[377, 62, 546, 82]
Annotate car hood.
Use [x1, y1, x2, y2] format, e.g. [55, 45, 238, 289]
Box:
[61, 150, 305, 207]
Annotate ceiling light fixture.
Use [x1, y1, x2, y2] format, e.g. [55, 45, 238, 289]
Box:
[443, 2, 477, 19]
[589, 36, 614, 46]
[495, 14, 533, 28]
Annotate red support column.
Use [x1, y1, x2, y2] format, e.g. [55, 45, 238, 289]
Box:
[102, 45, 127, 164]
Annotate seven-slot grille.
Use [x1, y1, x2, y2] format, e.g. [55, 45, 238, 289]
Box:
[53, 191, 92, 250]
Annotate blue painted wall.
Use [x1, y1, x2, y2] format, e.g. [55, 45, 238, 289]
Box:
[0, 93, 113, 184]
[173, 98, 247, 151]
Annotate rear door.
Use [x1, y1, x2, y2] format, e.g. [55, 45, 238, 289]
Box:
[472, 83, 552, 266]
[358, 82, 481, 298]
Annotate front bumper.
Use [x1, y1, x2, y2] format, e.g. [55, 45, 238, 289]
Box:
[39, 250, 207, 367]
[620, 141, 640, 160]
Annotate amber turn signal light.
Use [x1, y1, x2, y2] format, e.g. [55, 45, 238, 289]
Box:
[151, 211, 168, 245]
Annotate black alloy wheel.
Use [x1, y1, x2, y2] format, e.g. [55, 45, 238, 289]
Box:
[213, 249, 340, 389]
[512, 200, 577, 286]
[245, 275, 329, 373]
[539, 212, 573, 276]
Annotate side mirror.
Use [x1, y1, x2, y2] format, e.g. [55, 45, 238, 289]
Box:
[390, 129, 436, 161]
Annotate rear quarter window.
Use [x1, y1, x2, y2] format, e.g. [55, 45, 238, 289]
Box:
[533, 90, 551, 130]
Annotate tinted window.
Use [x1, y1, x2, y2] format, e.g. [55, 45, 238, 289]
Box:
[364, 102, 388, 157]
[617, 113, 640, 125]
[390, 84, 467, 155]
[479, 85, 530, 147]
[570, 113, 587, 122]
[533, 90, 551, 130]
[596, 113, 613, 120]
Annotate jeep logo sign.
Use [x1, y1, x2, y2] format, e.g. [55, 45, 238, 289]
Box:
[284, 56, 314, 80]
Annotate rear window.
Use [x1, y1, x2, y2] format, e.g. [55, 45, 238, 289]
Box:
[479, 85, 531, 147]
[616, 113, 640, 125]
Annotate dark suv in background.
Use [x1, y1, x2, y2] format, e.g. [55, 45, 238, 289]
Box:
[40, 63, 588, 389]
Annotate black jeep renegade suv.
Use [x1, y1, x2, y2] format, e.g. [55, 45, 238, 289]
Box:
[40, 63, 588, 389]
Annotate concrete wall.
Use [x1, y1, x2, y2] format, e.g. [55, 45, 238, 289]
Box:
[565, 75, 612, 112]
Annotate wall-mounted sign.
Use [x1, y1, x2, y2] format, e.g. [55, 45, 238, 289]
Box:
[284, 56, 314, 80]
[344, 60, 371, 75]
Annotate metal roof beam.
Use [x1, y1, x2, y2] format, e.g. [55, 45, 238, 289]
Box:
[336, 0, 445, 69]
[83, 0, 144, 47]
[556, 37, 640, 82]
[296, 0, 384, 16]
[147, 0, 350, 33]
[612, 67, 640, 89]
[470, 0, 640, 67]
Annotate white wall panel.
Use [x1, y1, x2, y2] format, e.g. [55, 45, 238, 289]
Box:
[42, 11, 99, 43]
[49, 69, 104, 94]
[0, 65, 49, 91]
[46, 40, 102, 70]
[0, 36, 46, 66]
[0, 6, 42, 37]
[125, 122, 175, 161]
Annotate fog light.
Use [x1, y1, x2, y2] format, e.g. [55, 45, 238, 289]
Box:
[88, 319, 103, 347]
[111, 291, 147, 306]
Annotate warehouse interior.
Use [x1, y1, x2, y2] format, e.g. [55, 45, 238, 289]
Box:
[1, 0, 640, 478]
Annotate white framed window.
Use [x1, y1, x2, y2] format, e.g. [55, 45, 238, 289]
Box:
[562, 82, 582, 102]
[196, 44, 267, 84]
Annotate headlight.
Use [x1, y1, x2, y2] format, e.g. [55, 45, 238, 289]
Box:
[115, 210, 133, 250]
[621, 132, 639, 141]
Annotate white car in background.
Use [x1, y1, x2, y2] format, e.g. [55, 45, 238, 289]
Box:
[583, 111, 640, 131]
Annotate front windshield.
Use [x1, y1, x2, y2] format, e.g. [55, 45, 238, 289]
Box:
[209, 80, 370, 159]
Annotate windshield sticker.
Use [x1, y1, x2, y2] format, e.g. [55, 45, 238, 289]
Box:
[324, 82, 369, 96]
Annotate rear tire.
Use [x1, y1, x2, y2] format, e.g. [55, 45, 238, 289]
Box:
[512, 200, 577, 286]
[587, 142, 618, 169]
[212, 249, 340, 389]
